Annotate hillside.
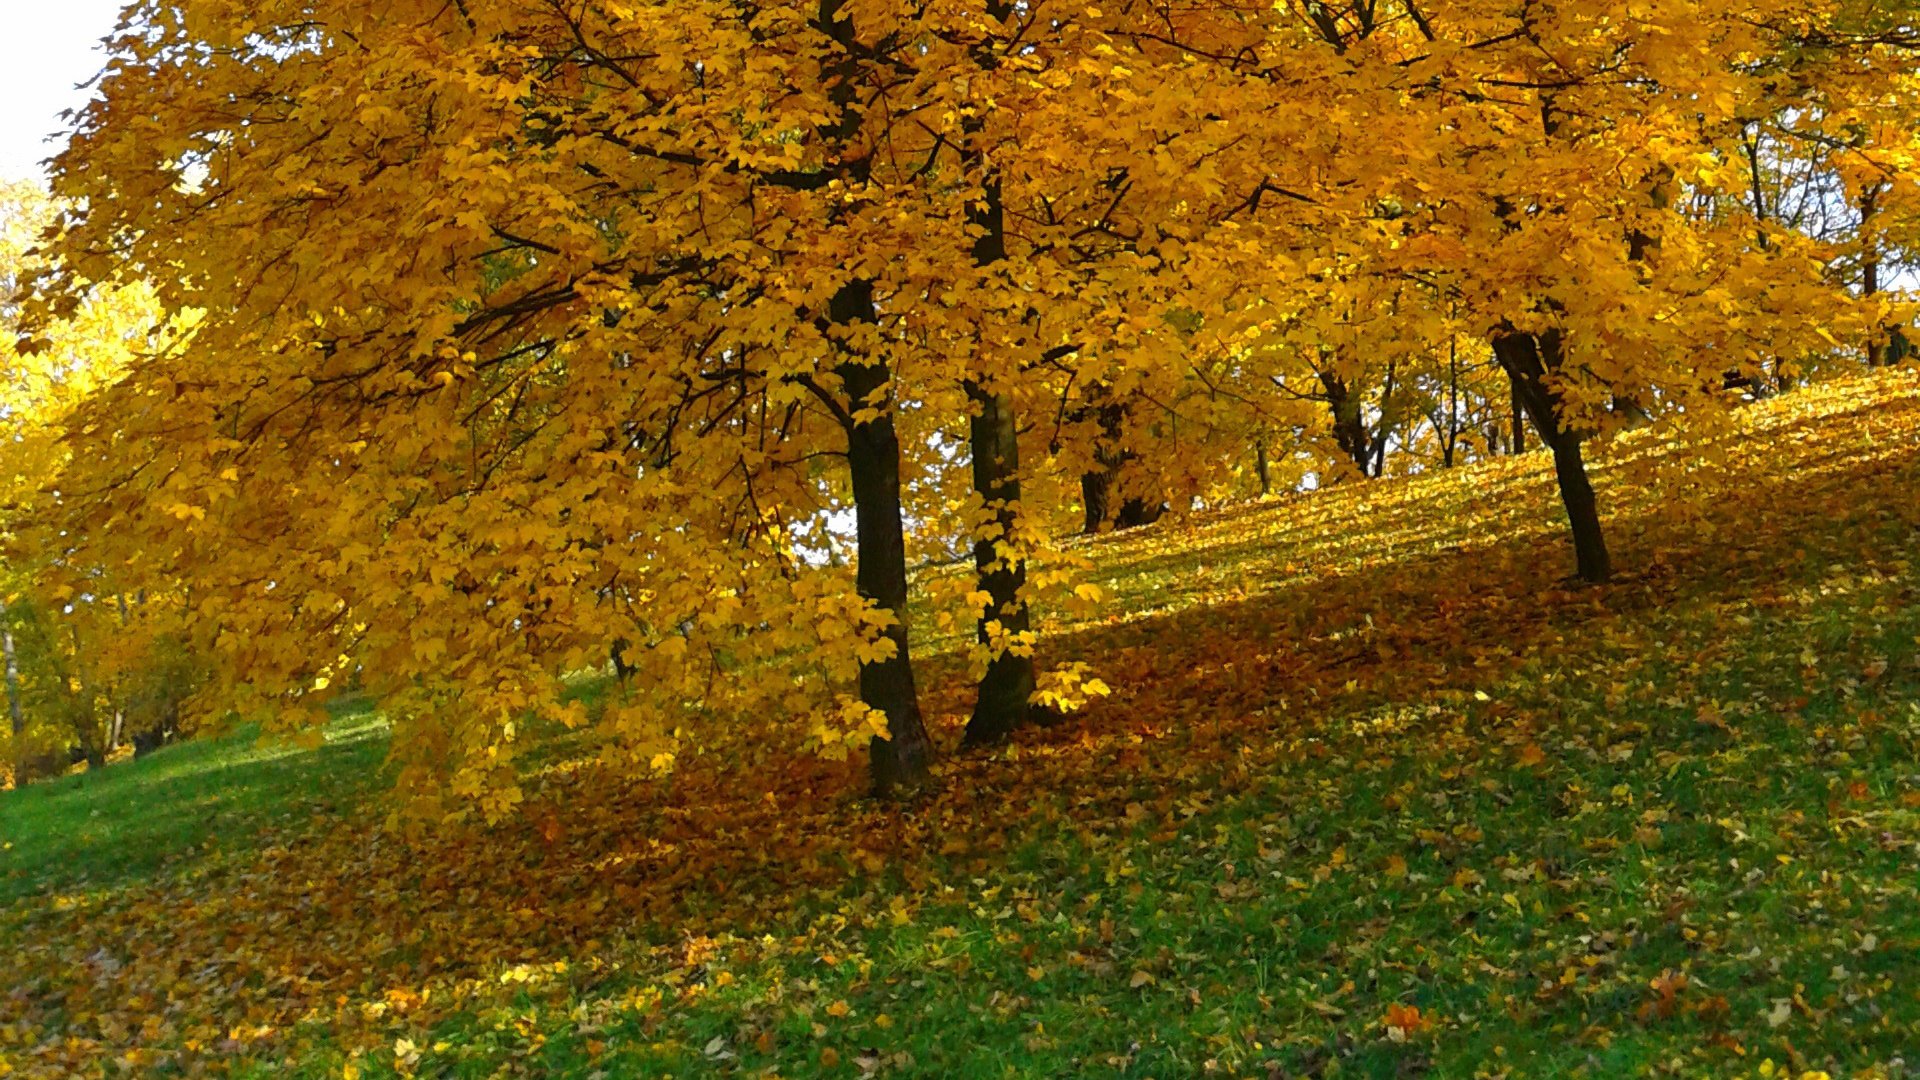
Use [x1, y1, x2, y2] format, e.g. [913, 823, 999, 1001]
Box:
[3, 373, 1919, 1078]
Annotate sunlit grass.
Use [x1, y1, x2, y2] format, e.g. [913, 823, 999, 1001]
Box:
[2, 372, 1919, 1077]
[0, 700, 390, 904]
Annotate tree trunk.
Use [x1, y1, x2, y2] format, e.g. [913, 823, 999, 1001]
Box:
[1254, 441, 1272, 495]
[959, 166, 1039, 746]
[1861, 185, 1886, 368]
[1, 598, 23, 785]
[1548, 434, 1610, 584]
[1080, 463, 1113, 535]
[2, 628, 20, 739]
[1493, 328, 1611, 584]
[1317, 370, 1374, 479]
[963, 382, 1037, 746]
[106, 593, 131, 753]
[1115, 491, 1165, 530]
[830, 279, 935, 796]
[1371, 361, 1397, 478]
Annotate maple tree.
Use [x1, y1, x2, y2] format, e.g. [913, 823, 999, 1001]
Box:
[1101, 0, 1912, 582]
[4, 371, 1920, 1076]
[32, 0, 1208, 802]
[0, 182, 198, 780]
[11, 0, 1918, 814]
[38, 0, 970, 801]
[5, 0, 1920, 1073]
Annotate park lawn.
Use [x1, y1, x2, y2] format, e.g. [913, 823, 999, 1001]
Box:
[0, 705, 390, 906]
[2, 372, 1919, 1078]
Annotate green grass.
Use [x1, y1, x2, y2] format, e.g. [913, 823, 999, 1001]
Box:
[302, 546, 1919, 1079]
[4, 379, 1920, 1078]
[0, 701, 390, 904]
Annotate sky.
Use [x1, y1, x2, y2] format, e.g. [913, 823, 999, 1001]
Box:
[0, 0, 128, 183]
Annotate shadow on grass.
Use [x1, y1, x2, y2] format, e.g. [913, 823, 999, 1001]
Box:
[2, 378, 1918, 1074]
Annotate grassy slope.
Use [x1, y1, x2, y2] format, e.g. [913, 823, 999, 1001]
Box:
[0, 707, 388, 906]
[2, 374, 1919, 1079]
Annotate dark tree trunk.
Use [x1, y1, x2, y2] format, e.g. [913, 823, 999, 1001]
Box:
[1115, 491, 1165, 530]
[1082, 455, 1169, 531]
[959, 166, 1039, 746]
[1890, 326, 1914, 366]
[1081, 463, 1112, 535]
[963, 382, 1037, 746]
[1317, 370, 1375, 479]
[1493, 328, 1611, 584]
[1862, 185, 1887, 368]
[1079, 397, 1164, 534]
[1549, 435, 1610, 584]
[1254, 441, 1272, 495]
[1372, 361, 1397, 478]
[830, 279, 935, 796]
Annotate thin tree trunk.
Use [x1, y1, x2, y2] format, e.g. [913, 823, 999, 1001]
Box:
[1371, 360, 1397, 478]
[830, 279, 935, 796]
[1493, 328, 1611, 584]
[1861, 185, 1886, 368]
[106, 593, 132, 753]
[1, 598, 23, 785]
[1254, 441, 1272, 495]
[1548, 434, 1609, 584]
[2, 628, 20, 739]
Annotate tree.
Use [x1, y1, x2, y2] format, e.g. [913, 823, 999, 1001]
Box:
[38, 0, 984, 805]
[27, 0, 1911, 815]
[34, 0, 1195, 804]
[1, 181, 193, 779]
[1179, 0, 1878, 582]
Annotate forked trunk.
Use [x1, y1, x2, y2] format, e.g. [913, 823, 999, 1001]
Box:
[1493, 328, 1611, 584]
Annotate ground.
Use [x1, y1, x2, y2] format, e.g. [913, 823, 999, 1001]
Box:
[2, 374, 1918, 1078]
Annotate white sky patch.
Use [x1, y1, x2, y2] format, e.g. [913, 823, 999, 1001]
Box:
[0, 0, 126, 183]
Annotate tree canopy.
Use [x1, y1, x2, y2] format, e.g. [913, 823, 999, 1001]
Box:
[8, 0, 1919, 810]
